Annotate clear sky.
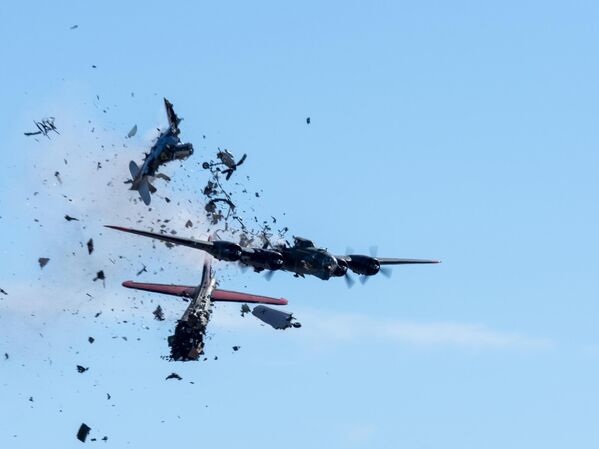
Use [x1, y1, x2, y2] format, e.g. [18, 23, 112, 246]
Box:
[1, 1, 599, 448]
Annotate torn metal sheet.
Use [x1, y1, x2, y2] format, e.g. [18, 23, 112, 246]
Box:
[38, 257, 50, 269]
[127, 124, 137, 138]
[252, 305, 301, 330]
[77, 423, 91, 442]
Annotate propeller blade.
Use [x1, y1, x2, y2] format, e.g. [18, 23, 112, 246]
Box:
[380, 267, 392, 278]
[264, 270, 276, 281]
[344, 273, 355, 289]
[369, 245, 378, 257]
[359, 275, 369, 285]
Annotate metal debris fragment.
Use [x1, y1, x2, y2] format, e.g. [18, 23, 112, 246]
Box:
[76, 365, 89, 373]
[153, 305, 165, 321]
[126, 124, 137, 138]
[232, 346, 240, 352]
[240, 304, 250, 317]
[64, 215, 79, 221]
[0, 288, 7, 295]
[38, 257, 50, 269]
[88, 337, 95, 344]
[24, 117, 59, 138]
[77, 423, 91, 442]
[54, 171, 62, 184]
[165, 372, 182, 381]
[93, 270, 105, 284]
[87, 238, 94, 255]
[306, 116, 310, 124]
[252, 305, 301, 329]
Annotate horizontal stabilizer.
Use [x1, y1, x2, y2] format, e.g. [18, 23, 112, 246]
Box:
[122, 281, 196, 298]
[212, 289, 288, 305]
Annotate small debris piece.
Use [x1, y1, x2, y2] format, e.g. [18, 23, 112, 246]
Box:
[87, 239, 94, 255]
[29, 396, 34, 402]
[106, 393, 111, 400]
[93, 270, 105, 283]
[70, 24, 78, 30]
[185, 220, 193, 228]
[232, 346, 240, 352]
[306, 117, 310, 124]
[88, 337, 95, 344]
[127, 124, 137, 138]
[54, 171, 62, 184]
[24, 117, 59, 138]
[136, 264, 147, 276]
[165, 372, 182, 381]
[64, 215, 79, 221]
[4, 353, 8, 360]
[102, 436, 108, 441]
[77, 423, 91, 442]
[77, 365, 89, 373]
[240, 304, 250, 317]
[153, 305, 165, 321]
[38, 257, 50, 269]
[0, 288, 7, 295]
[94, 311, 102, 318]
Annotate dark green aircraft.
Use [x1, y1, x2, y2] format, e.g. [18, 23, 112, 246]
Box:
[105, 226, 439, 287]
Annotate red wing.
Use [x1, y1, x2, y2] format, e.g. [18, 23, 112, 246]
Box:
[212, 289, 288, 305]
[122, 281, 196, 298]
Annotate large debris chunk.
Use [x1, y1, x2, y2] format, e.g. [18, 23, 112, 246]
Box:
[76, 423, 91, 442]
[153, 305, 165, 321]
[252, 305, 301, 330]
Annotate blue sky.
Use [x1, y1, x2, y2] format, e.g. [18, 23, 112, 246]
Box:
[1, 1, 599, 448]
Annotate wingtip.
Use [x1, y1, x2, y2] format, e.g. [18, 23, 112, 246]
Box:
[104, 225, 129, 232]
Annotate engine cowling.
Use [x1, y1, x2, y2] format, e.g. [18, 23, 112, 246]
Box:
[332, 258, 349, 277]
[212, 241, 243, 261]
[346, 255, 380, 276]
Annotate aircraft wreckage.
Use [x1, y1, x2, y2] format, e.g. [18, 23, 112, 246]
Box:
[121, 238, 299, 361]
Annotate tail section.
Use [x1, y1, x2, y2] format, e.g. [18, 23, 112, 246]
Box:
[129, 160, 140, 179]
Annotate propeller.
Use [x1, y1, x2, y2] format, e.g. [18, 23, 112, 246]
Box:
[380, 266, 392, 278]
[264, 270, 276, 281]
[344, 272, 355, 288]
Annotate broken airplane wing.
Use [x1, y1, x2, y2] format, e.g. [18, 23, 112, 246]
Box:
[123, 281, 288, 305]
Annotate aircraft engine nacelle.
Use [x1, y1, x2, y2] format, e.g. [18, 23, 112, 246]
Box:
[172, 143, 194, 160]
[332, 258, 349, 277]
[240, 249, 284, 271]
[347, 255, 380, 276]
[212, 241, 243, 261]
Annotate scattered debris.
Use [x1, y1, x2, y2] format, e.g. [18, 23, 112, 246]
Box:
[64, 215, 79, 221]
[88, 337, 95, 344]
[94, 311, 102, 318]
[165, 372, 182, 381]
[24, 117, 59, 138]
[185, 220, 193, 228]
[87, 238, 94, 255]
[153, 305, 165, 321]
[203, 150, 247, 180]
[306, 117, 310, 124]
[77, 423, 91, 443]
[76, 365, 89, 373]
[232, 346, 240, 352]
[38, 257, 50, 269]
[126, 124, 137, 138]
[93, 270, 105, 285]
[136, 264, 147, 276]
[240, 304, 251, 317]
[28, 396, 33, 402]
[106, 393, 111, 400]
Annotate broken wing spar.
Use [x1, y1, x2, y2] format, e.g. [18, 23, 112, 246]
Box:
[122, 281, 288, 305]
